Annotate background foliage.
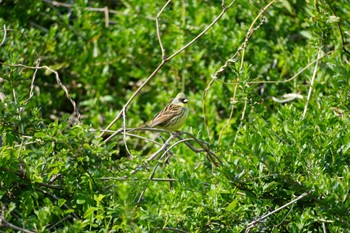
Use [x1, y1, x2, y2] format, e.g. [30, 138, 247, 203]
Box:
[1, 0, 350, 232]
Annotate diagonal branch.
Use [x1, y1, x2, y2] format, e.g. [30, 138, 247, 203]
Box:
[0, 206, 36, 233]
[245, 191, 310, 232]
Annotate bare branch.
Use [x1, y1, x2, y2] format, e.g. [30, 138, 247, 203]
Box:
[156, 0, 172, 60]
[0, 25, 7, 47]
[122, 108, 133, 158]
[302, 48, 323, 119]
[137, 137, 193, 203]
[149, 138, 194, 178]
[176, 131, 223, 166]
[216, 50, 333, 86]
[147, 134, 176, 162]
[166, 0, 236, 61]
[0, 62, 80, 122]
[245, 191, 310, 232]
[99, 60, 165, 137]
[46, 215, 73, 231]
[24, 58, 41, 104]
[233, 97, 247, 144]
[0, 206, 35, 233]
[203, 1, 270, 138]
[104, 6, 109, 27]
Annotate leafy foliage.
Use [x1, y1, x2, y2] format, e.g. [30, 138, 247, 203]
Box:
[1, 0, 350, 232]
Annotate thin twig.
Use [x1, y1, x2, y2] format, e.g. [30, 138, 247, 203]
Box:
[218, 51, 332, 86]
[151, 177, 176, 181]
[273, 202, 295, 229]
[46, 215, 72, 231]
[137, 185, 148, 204]
[149, 138, 194, 180]
[0, 206, 35, 233]
[104, 6, 109, 27]
[102, 127, 168, 143]
[99, 60, 166, 137]
[203, 1, 269, 138]
[124, 132, 162, 145]
[218, 87, 239, 143]
[137, 137, 193, 203]
[239, 0, 276, 69]
[302, 48, 322, 119]
[176, 132, 223, 166]
[0, 25, 7, 47]
[245, 191, 310, 232]
[233, 97, 247, 143]
[167, 0, 236, 61]
[156, 0, 171, 60]
[43, 0, 71, 7]
[122, 108, 133, 158]
[147, 134, 175, 161]
[128, 134, 175, 176]
[0, 62, 80, 121]
[326, 1, 350, 55]
[43, 0, 155, 21]
[24, 58, 41, 104]
[322, 222, 327, 233]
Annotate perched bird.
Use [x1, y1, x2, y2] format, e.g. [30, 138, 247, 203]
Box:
[147, 93, 189, 131]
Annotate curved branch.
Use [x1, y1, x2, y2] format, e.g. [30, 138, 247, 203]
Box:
[0, 25, 7, 47]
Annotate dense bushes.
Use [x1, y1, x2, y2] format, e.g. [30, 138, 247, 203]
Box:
[1, 0, 349, 232]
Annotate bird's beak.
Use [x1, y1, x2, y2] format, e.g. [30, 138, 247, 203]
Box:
[183, 98, 188, 103]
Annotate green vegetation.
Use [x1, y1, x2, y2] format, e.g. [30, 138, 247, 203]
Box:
[1, 0, 349, 232]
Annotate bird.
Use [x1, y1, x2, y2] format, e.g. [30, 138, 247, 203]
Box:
[146, 93, 189, 131]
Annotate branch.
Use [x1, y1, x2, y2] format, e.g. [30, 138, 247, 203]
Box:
[24, 58, 41, 105]
[0, 206, 36, 233]
[245, 191, 310, 232]
[156, 0, 171, 60]
[216, 50, 333, 86]
[35, 188, 79, 219]
[326, 1, 350, 55]
[46, 215, 72, 231]
[0, 62, 80, 123]
[0, 25, 7, 47]
[203, 0, 272, 138]
[302, 48, 322, 119]
[166, 1, 236, 61]
[176, 131, 223, 166]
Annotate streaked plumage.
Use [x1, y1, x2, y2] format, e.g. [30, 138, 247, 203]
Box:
[147, 93, 189, 131]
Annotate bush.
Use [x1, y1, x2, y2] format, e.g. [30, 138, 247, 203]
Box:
[1, 0, 349, 232]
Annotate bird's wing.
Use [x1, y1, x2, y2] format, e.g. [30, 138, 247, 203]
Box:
[148, 104, 182, 127]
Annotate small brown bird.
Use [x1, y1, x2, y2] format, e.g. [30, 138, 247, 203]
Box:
[147, 93, 189, 131]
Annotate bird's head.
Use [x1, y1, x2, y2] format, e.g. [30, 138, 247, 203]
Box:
[172, 93, 188, 106]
